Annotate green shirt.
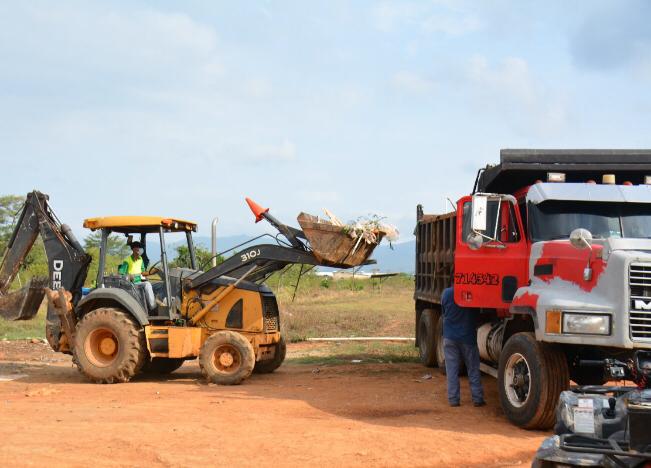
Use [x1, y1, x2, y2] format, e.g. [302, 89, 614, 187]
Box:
[118, 255, 149, 283]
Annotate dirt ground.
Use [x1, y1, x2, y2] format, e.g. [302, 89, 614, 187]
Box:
[0, 340, 547, 467]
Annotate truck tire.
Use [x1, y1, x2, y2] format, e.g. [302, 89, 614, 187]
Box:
[498, 332, 569, 429]
[254, 335, 286, 374]
[199, 331, 255, 385]
[73, 307, 147, 384]
[418, 309, 438, 367]
[434, 314, 447, 373]
[142, 358, 185, 374]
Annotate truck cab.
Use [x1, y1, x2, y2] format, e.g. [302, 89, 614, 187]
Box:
[415, 149, 651, 429]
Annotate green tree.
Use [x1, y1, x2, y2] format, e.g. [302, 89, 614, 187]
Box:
[170, 245, 222, 270]
[0, 194, 49, 289]
[0, 195, 25, 254]
[83, 231, 131, 258]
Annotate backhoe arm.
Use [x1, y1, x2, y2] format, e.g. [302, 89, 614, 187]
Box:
[0, 192, 91, 328]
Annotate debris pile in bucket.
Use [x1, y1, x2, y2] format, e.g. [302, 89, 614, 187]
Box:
[296, 210, 398, 268]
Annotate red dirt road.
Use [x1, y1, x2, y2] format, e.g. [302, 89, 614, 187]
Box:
[0, 341, 546, 467]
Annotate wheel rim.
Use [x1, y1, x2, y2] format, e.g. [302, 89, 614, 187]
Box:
[213, 344, 242, 374]
[84, 327, 119, 367]
[504, 352, 531, 408]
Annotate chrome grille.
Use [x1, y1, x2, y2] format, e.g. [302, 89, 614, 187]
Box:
[629, 263, 651, 341]
[261, 295, 279, 332]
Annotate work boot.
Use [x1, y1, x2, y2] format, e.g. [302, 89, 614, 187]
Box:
[473, 400, 486, 407]
[449, 401, 460, 407]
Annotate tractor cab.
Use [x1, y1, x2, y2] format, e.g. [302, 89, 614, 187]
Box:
[82, 216, 199, 321]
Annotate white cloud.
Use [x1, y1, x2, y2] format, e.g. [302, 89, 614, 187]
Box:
[243, 78, 273, 98]
[372, 1, 482, 36]
[249, 139, 297, 162]
[421, 13, 481, 36]
[392, 71, 435, 94]
[466, 55, 569, 136]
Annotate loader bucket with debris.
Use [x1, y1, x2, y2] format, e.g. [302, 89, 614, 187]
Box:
[0, 277, 47, 321]
[297, 213, 384, 268]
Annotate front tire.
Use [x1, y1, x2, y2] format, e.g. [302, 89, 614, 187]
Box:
[254, 336, 286, 374]
[199, 331, 255, 385]
[498, 332, 569, 429]
[73, 308, 147, 384]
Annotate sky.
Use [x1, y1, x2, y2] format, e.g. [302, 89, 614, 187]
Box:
[1, 1, 650, 241]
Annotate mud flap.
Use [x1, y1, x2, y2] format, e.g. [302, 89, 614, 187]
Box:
[0, 277, 47, 321]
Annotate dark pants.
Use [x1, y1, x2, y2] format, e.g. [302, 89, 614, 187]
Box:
[443, 338, 484, 404]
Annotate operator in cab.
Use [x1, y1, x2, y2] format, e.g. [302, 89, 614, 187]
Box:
[118, 241, 156, 310]
[441, 286, 485, 407]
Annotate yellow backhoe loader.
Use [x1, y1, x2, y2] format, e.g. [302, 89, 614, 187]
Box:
[0, 191, 375, 384]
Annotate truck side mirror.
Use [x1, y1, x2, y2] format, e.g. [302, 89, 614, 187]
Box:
[471, 195, 488, 232]
[466, 232, 483, 250]
[569, 228, 593, 250]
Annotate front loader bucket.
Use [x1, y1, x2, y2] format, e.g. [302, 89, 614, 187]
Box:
[0, 277, 47, 321]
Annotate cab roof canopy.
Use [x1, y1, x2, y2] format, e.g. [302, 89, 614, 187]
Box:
[83, 216, 197, 234]
[476, 149, 651, 194]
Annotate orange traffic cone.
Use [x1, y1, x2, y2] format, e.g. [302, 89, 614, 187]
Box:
[245, 197, 269, 223]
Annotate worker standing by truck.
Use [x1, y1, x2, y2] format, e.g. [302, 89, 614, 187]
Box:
[441, 287, 485, 407]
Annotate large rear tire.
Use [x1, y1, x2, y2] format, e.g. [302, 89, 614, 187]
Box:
[254, 336, 286, 374]
[498, 332, 569, 429]
[73, 308, 146, 384]
[199, 331, 255, 385]
[418, 309, 438, 367]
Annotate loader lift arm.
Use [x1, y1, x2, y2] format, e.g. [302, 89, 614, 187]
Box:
[0, 191, 91, 327]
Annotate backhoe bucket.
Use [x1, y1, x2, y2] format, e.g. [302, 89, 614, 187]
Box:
[0, 277, 47, 321]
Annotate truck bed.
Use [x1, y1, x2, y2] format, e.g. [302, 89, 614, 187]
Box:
[414, 208, 456, 305]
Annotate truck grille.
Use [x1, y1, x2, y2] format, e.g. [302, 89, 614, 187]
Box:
[261, 295, 279, 332]
[629, 263, 651, 341]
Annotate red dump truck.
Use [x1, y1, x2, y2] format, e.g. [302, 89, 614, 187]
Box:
[415, 149, 651, 429]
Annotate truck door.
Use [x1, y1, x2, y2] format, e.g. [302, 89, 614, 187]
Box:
[454, 194, 528, 309]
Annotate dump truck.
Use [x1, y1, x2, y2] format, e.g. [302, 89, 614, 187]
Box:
[0, 192, 380, 384]
[415, 149, 651, 429]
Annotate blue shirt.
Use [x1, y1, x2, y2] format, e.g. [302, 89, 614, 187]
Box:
[441, 287, 478, 345]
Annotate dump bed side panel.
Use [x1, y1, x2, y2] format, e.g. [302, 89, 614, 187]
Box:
[414, 211, 456, 305]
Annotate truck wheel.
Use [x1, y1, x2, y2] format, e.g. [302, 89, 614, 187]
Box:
[73, 308, 147, 384]
[418, 309, 438, 367]
[254, 336, 286, 374]
[199, 331, 255, 385]
[498, 332, 569, 429]
[434, 314, 447, 374]
[142, 358, 185, 374]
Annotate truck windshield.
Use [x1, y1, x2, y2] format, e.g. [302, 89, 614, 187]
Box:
[529, 201, 651, 242]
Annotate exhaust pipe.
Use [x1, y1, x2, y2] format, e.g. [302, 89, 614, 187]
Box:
[211, 217, 219, 268]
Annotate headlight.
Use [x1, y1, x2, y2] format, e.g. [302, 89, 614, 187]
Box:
[562, 313, 610, 335]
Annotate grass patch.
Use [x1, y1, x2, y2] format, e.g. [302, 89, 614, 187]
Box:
[286, 341, 419, 366]
[278, 275, 415, 342]
[0, 305, 46, 340]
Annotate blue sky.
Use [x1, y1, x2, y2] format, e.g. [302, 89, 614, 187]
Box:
[1, 1, 650, 241]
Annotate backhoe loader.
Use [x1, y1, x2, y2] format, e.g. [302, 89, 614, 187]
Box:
[0, 191, 377, 384]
